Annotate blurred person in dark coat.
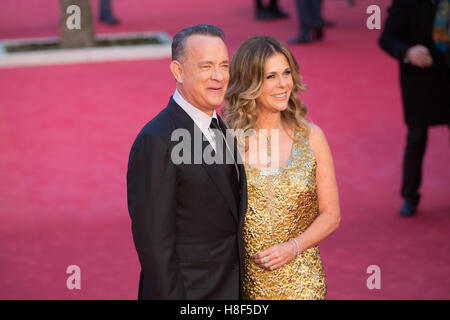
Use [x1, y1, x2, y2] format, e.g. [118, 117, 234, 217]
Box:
[379, 0, 450, 216]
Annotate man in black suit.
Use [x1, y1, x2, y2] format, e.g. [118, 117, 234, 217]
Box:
[126, 24, 247, 299]
[379, 0, 450, 216]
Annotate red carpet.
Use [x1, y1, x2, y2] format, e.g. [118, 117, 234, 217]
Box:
[0, 0, 449, 299]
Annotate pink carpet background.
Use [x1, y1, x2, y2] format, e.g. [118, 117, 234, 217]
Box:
[0, 0, 449, 299]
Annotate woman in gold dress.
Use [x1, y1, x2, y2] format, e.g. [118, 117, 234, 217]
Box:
[222, 36, 340, 300]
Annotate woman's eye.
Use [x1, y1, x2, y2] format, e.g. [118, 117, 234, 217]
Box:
[266, 74, 275, 79]
[284, 70, 291, 75]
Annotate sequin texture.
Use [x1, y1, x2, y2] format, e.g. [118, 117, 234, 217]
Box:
[243, 126, 327, 300]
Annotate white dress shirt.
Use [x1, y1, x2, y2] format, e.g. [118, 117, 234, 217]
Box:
[173, 89, 218, 151]
[172, 90, 239, 180]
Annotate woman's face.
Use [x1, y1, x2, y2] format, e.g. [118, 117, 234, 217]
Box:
[256, 53, 293, 114]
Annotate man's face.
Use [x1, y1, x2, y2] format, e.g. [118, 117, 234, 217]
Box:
[176, 35, 230, 115]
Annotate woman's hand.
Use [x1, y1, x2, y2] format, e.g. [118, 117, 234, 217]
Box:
[252, 241, 297, 271]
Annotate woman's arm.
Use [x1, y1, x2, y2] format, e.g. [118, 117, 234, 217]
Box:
[378, 0, 411, 62]
[293, 123, 341, 253]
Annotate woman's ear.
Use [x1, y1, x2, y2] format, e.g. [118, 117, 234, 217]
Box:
[170, 60, 183, 83]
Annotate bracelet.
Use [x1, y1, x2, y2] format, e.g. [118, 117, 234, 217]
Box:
[289, 238, 300, 258]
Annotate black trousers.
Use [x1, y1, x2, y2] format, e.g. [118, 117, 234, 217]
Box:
[295, 0, 322, 37]
[255, 0, 280, 10]
[99, 0, 113, 18]
[400, 123, 434, 206]
[401, 126, 427, 204]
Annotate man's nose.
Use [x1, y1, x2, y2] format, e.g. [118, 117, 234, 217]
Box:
[211, 67, 225, 81]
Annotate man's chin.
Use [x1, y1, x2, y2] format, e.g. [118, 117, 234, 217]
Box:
[206, 99, 225, 109]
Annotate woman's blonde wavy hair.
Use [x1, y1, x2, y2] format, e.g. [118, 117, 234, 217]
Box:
[222, 36, 308, 134]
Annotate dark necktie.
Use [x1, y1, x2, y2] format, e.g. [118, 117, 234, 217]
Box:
[209, 118, 240, 206]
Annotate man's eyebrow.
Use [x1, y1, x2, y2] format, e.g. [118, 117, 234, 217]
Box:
[198, 60, 230, 65]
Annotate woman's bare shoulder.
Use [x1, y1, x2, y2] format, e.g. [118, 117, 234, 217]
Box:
[305, 121, 331, 157]
[306, 121, 325, 140]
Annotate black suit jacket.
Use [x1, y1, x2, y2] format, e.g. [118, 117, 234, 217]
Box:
[378, 0, 449, 127]
[127, 97, 248, 300]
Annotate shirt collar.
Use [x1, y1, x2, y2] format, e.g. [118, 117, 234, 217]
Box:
[173, 89, 217, 132]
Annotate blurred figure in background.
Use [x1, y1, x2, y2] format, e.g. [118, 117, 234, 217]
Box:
[289, 0, 323, 43]
[255, 0, 289, 20]
[99, 0, 120, 25]
[318, 0, 335, 27]
[379, 0, 450, 217]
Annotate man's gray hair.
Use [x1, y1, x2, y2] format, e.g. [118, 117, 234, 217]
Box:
[171, 24, 225, 62]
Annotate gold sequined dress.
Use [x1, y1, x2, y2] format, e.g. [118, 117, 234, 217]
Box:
[243, 126, 327, 300]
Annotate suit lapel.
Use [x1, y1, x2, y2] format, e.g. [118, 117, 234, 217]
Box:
[200, 136, 239, 224]
[238, 158, 247, 223]
[217, 116, 248, 221]
[166, 98, 239, 224]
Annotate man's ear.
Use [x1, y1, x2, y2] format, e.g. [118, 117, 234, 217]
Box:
[170, 60, 183, 83]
